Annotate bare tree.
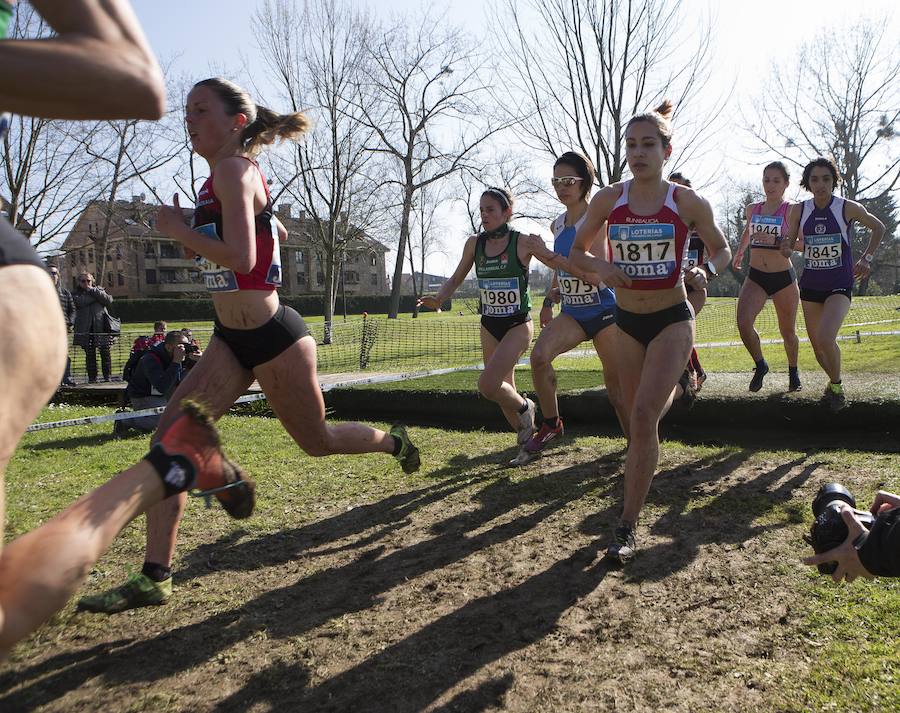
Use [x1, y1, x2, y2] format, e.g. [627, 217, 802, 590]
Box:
[404, 182, 449, 315]
[355, 10, 509, 319]
[745, 17, 900, 202]
[255, 0, 386, 340]
[745, 16, 900, 294]
[491, 0, 719, 188]
[1, 4, 102, 249]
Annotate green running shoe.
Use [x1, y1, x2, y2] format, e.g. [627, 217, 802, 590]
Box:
[390, 424, 420, 474]
[77, 573, 172, 614]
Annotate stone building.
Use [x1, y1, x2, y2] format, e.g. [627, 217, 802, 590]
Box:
[57, 196, 389, 298]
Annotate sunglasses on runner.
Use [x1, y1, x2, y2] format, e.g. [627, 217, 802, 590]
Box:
[551, 176, 583, 187]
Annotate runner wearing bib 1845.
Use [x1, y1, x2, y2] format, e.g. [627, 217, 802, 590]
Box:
[569, 101, 731, 565]
[419, 186, 606, 450]
[731, 162, 801, 393]
[522, 152, 628, 463]
[782, 157, 884, 412]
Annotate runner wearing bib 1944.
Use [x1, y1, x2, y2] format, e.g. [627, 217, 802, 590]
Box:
[569, 100, 731, 565]
[732, 162, 802, 393]
[520, 151, 628, 465]
[419, 186, 606, 451]
[782, 157, 884, 412]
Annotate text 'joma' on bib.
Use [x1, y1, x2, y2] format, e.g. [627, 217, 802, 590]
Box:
[804, 234, 842, 270]
[609, 223, 677, 280]
[195, 223, 239, 292]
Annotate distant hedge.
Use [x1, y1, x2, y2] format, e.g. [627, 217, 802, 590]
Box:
[109, 295, 451, 321]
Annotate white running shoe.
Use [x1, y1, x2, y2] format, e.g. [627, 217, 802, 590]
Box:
[517, 397, 536, 444]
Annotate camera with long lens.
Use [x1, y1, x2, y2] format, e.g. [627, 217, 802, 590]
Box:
[183, 343, 200, 355]
[808, 483, 875, 575]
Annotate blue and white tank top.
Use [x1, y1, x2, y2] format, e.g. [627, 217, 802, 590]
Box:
[551, 211, 615, 318]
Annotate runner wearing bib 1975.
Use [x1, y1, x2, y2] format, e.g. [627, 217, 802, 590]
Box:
[782, 157, 884, 412]
[569, 100, 731, 565]
[419, 186, 606, 451]
[521, 152, 628, 464]
[732, 162, 802, 393]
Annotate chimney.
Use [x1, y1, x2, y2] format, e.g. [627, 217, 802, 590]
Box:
[132, 194, 142, 204]
[299, 210, 307, 220]
[278, 203, 292, 219]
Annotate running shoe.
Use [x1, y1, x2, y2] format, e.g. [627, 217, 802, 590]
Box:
[676, 370, 696, 409]
[517, 397, 536, 445]
[390, 424, 421, 474]
[749, 362, 769, 392]
[77, 573, 172, 614]
[606, 523, 637, 564]
[151, 400, 256, 519]
[695, 369, 707, 392]
[788, 372, 802, 392]
[821, 383, 846, 413]
[688, 368, 698, 392]
[524, 419, 564, 455]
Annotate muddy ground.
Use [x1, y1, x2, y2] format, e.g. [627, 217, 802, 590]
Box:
[1, 428, 896, 712]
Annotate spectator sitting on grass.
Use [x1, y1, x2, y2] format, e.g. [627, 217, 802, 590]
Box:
[116, 331, 188, 436]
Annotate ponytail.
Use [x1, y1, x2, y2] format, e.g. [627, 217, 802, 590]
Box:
[241, 105, 311, 154]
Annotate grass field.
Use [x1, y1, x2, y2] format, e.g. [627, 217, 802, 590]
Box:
[2, 408, 898, 711]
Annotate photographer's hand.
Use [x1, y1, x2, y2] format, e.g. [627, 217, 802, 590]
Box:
[803, 506, 875, 583]
[870, 491, 900, 517]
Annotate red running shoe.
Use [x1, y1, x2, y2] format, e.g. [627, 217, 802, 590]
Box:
[524, 419, 564, 455]
[147, 400, 256, 519]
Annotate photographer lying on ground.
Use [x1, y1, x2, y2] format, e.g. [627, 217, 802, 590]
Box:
[804, 490, 900, 582]
[117, 331, 193, 435]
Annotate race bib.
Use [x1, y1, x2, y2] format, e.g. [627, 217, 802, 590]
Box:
[609, 223, 677, 280]
[750, 214, 783, 247]
[479, 277, 521, 316]
[684, 249, 700, 270]
[803, 234, 842, 270]
[194, 223, 238, 292]
[558, 269, 601, 307]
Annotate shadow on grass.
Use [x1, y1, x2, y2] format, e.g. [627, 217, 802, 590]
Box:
[0, 445, 817, 711]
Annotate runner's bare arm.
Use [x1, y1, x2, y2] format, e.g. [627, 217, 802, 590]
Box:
[570, 187, 631, 287]
[732, 205, 753, 269]
[0, 0, 165, 119]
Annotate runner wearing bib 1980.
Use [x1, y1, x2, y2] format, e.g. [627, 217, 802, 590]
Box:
[731, 162, 801, 393]
[522, 152, 628, 463]
[569, 100, 731, 565]
[782, 157, 884, 412]
[419, 186, 606, 450]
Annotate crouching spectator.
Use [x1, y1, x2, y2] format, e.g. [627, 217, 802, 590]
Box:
[115, 331, 188, 436]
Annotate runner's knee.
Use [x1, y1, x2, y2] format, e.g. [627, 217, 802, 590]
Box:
[477, 372, 504, 401]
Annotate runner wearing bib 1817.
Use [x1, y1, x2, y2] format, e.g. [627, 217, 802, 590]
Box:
[522, 152, 629, 464]
[732, 162, 801, 393]
[568, 100, 731, 565]
[782, 157, 884, 412]
[419, 186, 606, 451]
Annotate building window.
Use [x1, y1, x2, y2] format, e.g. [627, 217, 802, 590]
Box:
[296, 250, 305, 263]
[370, 254, 377, 266]
[345, 271, 359, 284]
[87, 248, 94, 263]
[160, 242, 180, 258]
[160, 268, 178, 284]
[117, 272, 125, 286]
[316, 272, 324, 285]
[115, 244, 123, 259]
[297, 272, 306, 284]
[69, 252, 76, 266]
[145, 269, 157, 285]
[370, 273, 378, 285]
[144, 242, 156, 257]
[106, 272, 113, 286]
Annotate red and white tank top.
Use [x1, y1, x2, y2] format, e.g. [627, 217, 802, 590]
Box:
[191, 159, 282, 292]
[607, 181, 691, 290]
[749, 201, 790, 251]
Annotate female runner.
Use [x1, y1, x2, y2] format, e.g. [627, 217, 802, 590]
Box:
[522, 152, 628, 462]
[668, 172, 707, 391]
[732, 162, 801, 392]
[569, 101, 731, 564]
[783, 157, 884, 411]
[419, 187, 604, 451]
[78, 78, 420, 613]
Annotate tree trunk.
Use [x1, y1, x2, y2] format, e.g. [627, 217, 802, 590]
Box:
[387, 189, 414, 319]
[323, 253, 336, 345]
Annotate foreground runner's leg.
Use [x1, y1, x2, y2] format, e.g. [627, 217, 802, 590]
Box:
[78, 336, 254, 614]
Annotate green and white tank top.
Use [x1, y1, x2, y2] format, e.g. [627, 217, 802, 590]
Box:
[475, 231, 531, 318]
